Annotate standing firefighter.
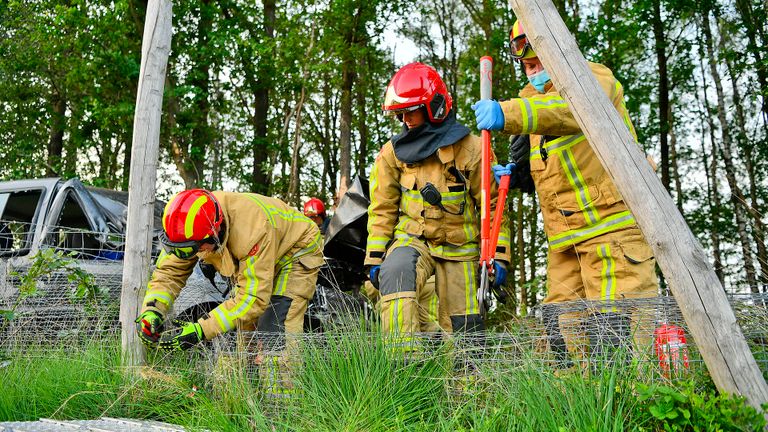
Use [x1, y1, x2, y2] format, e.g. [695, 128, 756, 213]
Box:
[472, 20, 659, 366]
[135, 189, 323, 353]
[366, 62, 511, 351]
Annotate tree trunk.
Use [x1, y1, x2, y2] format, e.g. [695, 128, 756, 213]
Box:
[188, 0, 213, 188]
[516, 192, 527, 316]
[723, 38, 768, 291]
[339, 59, 354, 194]
[702, 10, 758, 293]
[696, 88, 725, 286]
[651, 0, 671, 191]
[668, 104, 683, 213]
[163, 76, 197, 188]
[733, 0, 768, 123]
[288, 95, 304, 206]
[47, 93, 66, 176]
[251, 0, 275, 193]
[287, 30, 315, 206]
[321, 79, 336, 199]
[527, 193, 540, 309]
[694, 21, 725, 286]
[355, 58, 369, 180]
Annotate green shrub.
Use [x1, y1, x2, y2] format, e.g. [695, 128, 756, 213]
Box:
[637, 382, 767, 431]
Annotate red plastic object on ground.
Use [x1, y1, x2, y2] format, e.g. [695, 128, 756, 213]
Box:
[654, 323, 690, 376]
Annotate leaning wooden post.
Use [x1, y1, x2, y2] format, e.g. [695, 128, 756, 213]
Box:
[120, 0, 173, 370]
[509, 0, 768, 409]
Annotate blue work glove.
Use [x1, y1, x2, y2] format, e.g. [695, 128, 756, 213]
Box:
[492, 163, 516, 184]
[471, 100, 505, 131]
[493, 261, 508, 288]
[369, 265, 381, 289]
[158, 320, 205, 351]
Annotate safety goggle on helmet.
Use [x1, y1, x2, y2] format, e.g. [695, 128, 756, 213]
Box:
[509, 20, 537, 62]
[160, 189, 224, 259]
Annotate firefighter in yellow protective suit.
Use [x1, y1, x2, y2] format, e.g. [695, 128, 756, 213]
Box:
[471, 21, 659, 366]
[135, 189, 323, 384]
[366, 62, 511, 351]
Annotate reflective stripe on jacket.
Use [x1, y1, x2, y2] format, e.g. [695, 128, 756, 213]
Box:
[365, 134, 511, 265]
[141, 192, 323, 339]
[499, 62, 638, 251]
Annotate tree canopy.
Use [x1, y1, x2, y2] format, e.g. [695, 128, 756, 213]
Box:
[1, 0, 766, 301]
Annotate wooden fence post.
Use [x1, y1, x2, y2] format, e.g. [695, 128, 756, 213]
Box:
[120, 0, 173, 370]
[509, 0, 768, 409]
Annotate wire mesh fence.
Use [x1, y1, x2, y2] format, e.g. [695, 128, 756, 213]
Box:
[2, 234, 768, 408]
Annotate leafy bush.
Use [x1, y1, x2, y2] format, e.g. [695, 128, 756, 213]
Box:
[637, 382, 767, 431]
[0, 249, 102, 331]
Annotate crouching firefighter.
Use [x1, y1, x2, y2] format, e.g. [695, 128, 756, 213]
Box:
[135, 190, 323, 375]
[365, 62, 511, 354]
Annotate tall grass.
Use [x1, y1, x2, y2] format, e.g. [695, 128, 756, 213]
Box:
[287, 332, 450, 431]
[1, 330, 763, 431]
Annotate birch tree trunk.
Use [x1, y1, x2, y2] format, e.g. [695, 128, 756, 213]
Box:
[722, 39, 768, 290]
[701, 10, 758, 293]
[516, 192, 528, 316]
[651, 0, 671, 191]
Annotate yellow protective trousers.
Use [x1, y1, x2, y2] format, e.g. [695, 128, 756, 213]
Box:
[543, 227, 658, 366]
[544, 227, 657, 304]
[256, 252, 320, 335]
[378, 237, 483, 349]
[364, 277, 444, 332]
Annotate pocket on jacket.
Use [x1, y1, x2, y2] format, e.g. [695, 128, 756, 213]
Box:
[298, 252, 325, 269]
[618, 238, 654, 265]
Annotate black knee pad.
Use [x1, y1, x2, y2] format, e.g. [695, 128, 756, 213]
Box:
[258, 295, 293, 350]
[541, 303, 571, 366]
[450, 314, 485, 333]
[379, 246, 420, 296]
[589, 312, 631, 362]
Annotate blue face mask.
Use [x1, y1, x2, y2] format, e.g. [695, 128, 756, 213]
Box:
[528, 69, 551, 93]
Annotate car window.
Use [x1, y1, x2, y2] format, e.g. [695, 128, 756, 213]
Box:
[44, 190, 123, 260]
[0, 189, 44, 256]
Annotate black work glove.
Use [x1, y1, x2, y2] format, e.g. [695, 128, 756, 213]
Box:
[509, 135, 535, 195]
[135, 310, 164, 347]
[158, 320, 205, 351]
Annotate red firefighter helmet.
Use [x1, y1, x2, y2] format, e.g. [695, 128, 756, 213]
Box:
[303, 197, 326, 218]
[382, 62, 452, 123]
[162, 189, 223, 246]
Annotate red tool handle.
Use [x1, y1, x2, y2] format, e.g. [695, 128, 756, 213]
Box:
[489, 174, 510, 256]
[479, 56, 493, 266]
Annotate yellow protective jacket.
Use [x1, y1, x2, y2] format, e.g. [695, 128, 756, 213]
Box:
[499, 62, 638, 251]
[365, 134, 511, 266]
[141, 192, 323, 339]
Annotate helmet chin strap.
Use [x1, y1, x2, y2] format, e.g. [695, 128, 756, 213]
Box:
[212, 220, 226, 250]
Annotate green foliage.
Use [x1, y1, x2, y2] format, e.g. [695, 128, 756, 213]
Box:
[637, 382, 768, 431]
[0, 249, 102, 331]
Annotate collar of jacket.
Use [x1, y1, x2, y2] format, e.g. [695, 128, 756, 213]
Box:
[390, 111, 470, 164]
[212, 191, 231, 247]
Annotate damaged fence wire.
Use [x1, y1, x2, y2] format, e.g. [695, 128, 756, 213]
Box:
[1, 229, 768, 406]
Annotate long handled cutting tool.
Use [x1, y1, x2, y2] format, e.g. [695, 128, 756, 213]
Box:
[478, 56, 511, 317]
